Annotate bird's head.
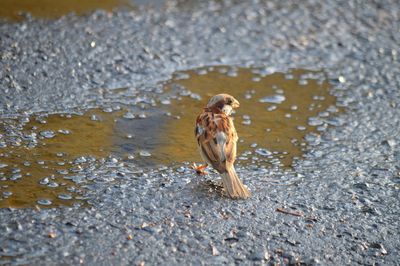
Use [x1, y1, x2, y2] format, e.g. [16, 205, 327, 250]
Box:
[206, 94, 240, 115]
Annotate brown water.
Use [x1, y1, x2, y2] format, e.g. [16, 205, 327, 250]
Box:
[0, 67, 338, 208]
[0, 110, 115, 208]
[160, 67, 337, 167]
[0, 0, 128, 20]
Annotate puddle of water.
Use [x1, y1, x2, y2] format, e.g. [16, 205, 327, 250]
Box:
[0, 0, 128, 20]
[158, 67, 338, 168]
[0, 66, 339, 208]
[0, 109, 116, 208]
[0, 0, 172, 21]
[0, 106, 171, 208]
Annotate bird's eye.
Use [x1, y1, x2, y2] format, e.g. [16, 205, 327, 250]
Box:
[227, 99, 232, 105]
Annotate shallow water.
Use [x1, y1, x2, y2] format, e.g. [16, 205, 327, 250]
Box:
[0, 110, 115, 208]
[0, 0, 129, 20]
[0, 0, 172, 21]
[0, 66, 339, 208]
[160, 67, 337, 168]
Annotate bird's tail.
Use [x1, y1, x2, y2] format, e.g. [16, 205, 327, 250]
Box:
[221, 165, 251, 199]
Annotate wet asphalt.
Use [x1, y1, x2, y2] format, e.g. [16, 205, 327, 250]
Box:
[0, 0, 399, 265]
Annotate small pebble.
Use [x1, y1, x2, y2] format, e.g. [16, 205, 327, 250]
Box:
[37, 199, 52, 206]
[139, 151, 151, 157]
[2, 191, 12, 197]
[259, 95, 286, 104]
[160, 99, 171, 105]
[58, 129, 70, 135]
[123, 112, 136, 119]
[39, 130, 55, 138]
[58, 194, 73, 200]
[255, 148, 272, 157]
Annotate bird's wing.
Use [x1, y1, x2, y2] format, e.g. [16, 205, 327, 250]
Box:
[195, 111, 237, 173]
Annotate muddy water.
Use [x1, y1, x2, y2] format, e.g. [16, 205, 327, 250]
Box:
[160, 67, 337, 168]
[0, 0, 128, 20]
[0, 0, 171, 21]
[0, 110, 116, 208]
[0, 67, 338, 208]
[0, 106, 171, 208]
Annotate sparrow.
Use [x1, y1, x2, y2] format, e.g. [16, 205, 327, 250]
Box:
[194, 93, 250, 199]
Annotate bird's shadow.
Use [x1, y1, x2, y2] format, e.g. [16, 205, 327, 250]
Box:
[188, 174, 227, 199]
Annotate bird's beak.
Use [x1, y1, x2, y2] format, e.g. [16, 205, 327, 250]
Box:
[232, 99, 240, 108]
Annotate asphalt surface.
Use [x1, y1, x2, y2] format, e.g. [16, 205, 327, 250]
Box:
[0, 0, 399, 265]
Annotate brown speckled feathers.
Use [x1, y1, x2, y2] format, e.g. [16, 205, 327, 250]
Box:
[194, 94, 250, 199]
[195, 109, 237, 173]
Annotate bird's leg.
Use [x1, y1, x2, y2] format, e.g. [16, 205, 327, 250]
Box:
[191, 163, 208, 175]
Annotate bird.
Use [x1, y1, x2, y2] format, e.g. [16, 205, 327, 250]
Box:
[193, 93, 250, 199]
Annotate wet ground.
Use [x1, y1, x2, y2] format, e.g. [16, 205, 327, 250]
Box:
[0, 0, 399, 265]
[0, 67, 337, 208]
